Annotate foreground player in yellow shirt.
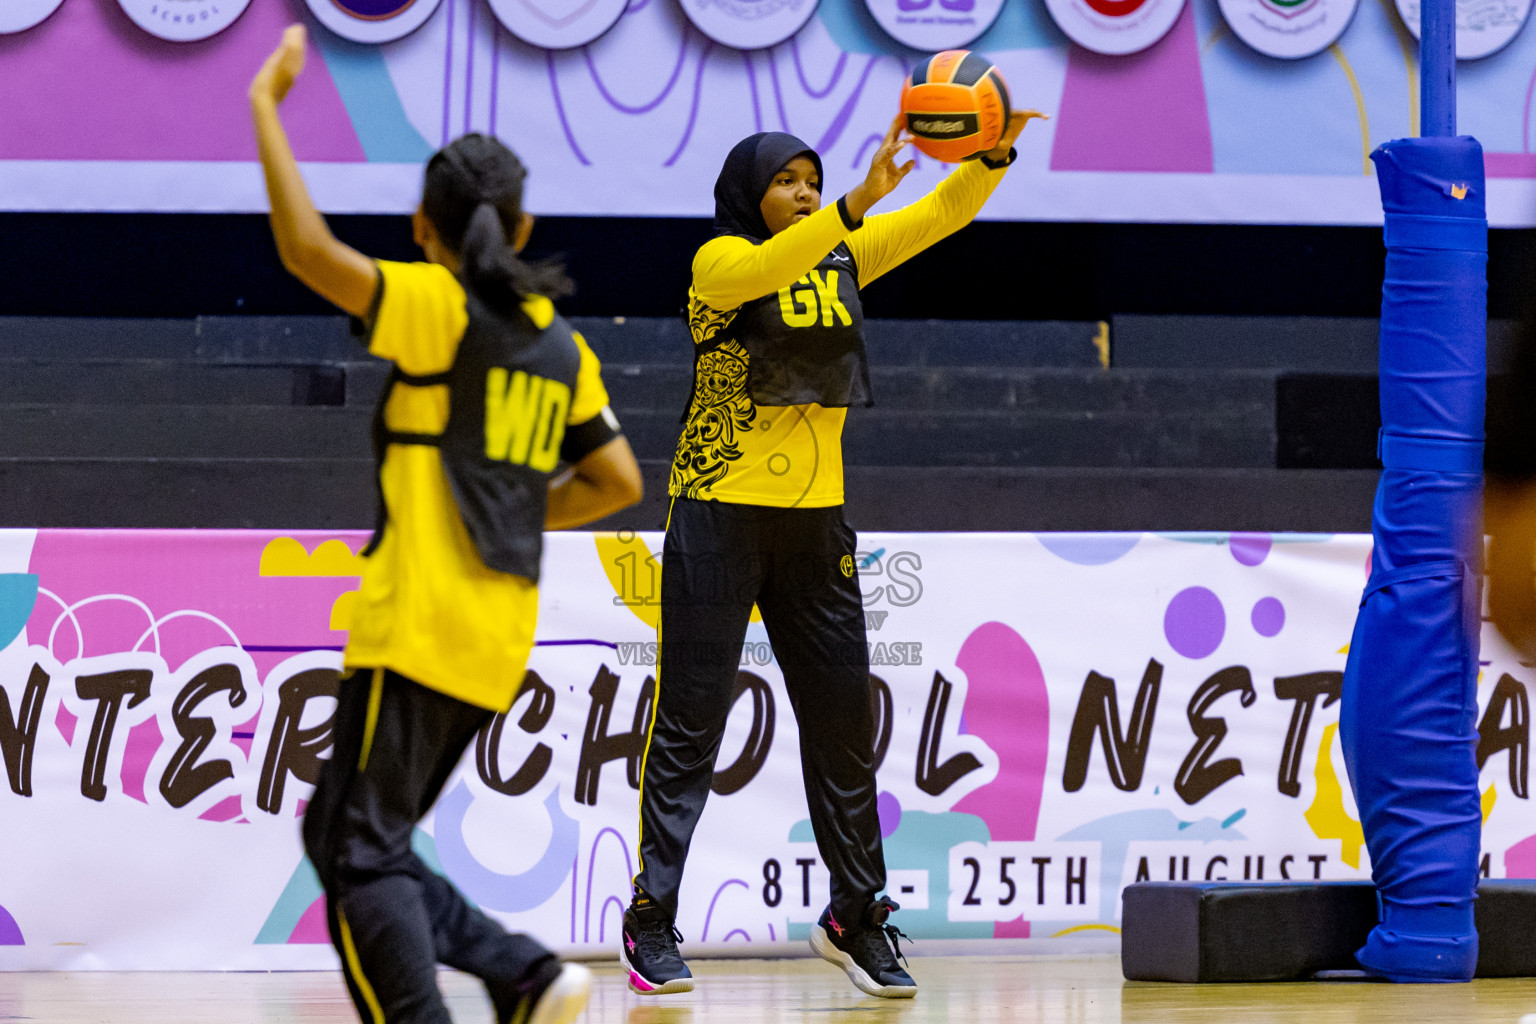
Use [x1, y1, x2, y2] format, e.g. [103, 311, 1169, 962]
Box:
[624, 104, 1044, 998]
[252, 26, 641, 1024]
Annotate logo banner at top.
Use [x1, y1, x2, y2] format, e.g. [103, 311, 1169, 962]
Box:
[2, 0, 1536, 222]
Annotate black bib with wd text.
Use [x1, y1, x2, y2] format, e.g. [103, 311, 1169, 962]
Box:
[367, 291, 582, 583]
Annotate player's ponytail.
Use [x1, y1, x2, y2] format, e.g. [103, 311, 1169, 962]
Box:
[422, 133, 572, 313]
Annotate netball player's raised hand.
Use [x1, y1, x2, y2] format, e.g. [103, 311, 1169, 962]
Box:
[845, 114, 916, 222]
[250, 22, 376, 319]
[984, 109, 1050, 162]
[251, 24, 307, 106]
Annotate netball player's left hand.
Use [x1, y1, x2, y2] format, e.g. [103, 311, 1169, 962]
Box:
[251, 24, 307, 106]
[845, 114, 917, 221]
[983, 109, 1050, 162]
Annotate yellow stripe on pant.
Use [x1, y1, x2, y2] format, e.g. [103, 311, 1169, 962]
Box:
[337, 908, 386, 1024]
[359, 668, 385, 773]
[630, 495, 676, 890]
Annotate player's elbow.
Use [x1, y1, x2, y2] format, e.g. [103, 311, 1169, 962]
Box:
[585, 435, 645, 513]
[277, 237, 329, 281]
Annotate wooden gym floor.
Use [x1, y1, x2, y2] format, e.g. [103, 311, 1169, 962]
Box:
[4, 954, 1536, 1023]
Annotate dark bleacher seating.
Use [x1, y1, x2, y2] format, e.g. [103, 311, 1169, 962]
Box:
[0, 314, 1509, 532]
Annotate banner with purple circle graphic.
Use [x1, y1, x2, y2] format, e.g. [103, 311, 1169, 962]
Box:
[0, 528, 1533, 969]
[1216, 0, 1360, 60]
[678, 0, 821, 50]
[303, 0, 444, 43]
[863, 0, 1006, 51]
[116, 0, 252, 41]
[1043, 0, 1186, 55]
[0, 0, 65, 35]
[487, 0, 629, 49]
[1394, 0, 1532, 59]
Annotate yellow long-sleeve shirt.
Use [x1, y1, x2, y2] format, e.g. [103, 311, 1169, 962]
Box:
[670, 158, 1009, 508]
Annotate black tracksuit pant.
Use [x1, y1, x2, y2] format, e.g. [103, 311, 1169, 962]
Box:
[303, 668, 554, 1024]
[633, 497, 886, 929]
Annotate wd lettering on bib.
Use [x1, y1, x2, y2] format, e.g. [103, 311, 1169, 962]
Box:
[777, 270, 853, 329]
[484, 368, 571, 472]
[363, 283, 587, 583]
[908, 113, 979, 139]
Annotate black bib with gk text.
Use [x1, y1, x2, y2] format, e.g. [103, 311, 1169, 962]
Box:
[721, 242, 872, 408]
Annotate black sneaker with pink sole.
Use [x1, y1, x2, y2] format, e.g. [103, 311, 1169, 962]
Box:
[619, 902, 695, 995]
[809, 897, 917, 998]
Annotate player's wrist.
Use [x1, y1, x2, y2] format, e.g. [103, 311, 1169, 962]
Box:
[843, 184, 876, 224]
[979, 146, 1016, 170]
[836, 195, 864, 231]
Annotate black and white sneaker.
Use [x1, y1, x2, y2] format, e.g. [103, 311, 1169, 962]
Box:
[810, 897, 917, 999]
[620, 902, 695, 995]
[495, 960, 592, 1024]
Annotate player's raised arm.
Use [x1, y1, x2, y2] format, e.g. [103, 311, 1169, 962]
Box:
[249, 25, 376, 318]
[850, 109, 1048, 288]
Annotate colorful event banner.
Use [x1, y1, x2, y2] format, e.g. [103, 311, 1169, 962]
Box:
[0, 528, 1532, 970]
[1, 0, 1535, 223]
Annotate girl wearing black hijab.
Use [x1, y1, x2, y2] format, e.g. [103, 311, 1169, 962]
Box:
[622, 110, 1043, 999]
